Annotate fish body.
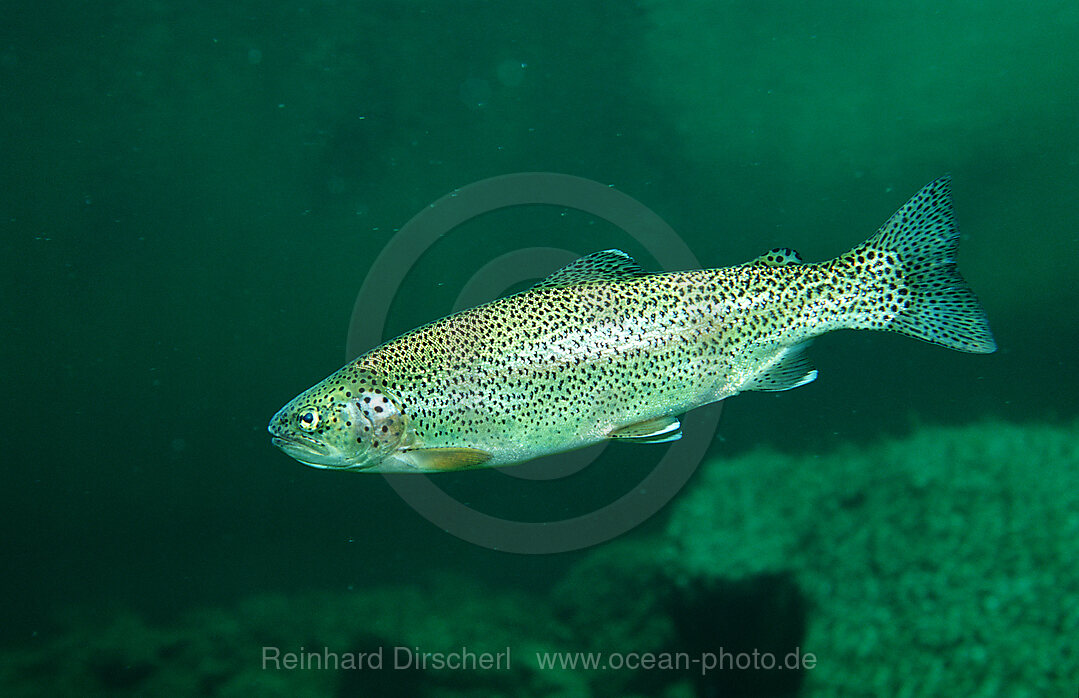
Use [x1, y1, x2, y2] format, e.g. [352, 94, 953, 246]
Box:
[269, 177, 995, 472]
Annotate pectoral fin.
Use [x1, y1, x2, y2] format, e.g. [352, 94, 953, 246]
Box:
[400, 447, 493, 472]
[607, 416, 682, 443]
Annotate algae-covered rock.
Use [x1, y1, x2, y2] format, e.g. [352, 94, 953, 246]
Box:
[3, 423, 1073, 697]
[553, 539, 677, 656]
[551, 539, 685, 698]
[0, 574, 576, 698]
[665, 421, 1079, 696]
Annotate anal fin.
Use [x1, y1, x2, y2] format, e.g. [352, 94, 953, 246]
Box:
[608, 416, 682, 443]
[745, 342, 818, 392]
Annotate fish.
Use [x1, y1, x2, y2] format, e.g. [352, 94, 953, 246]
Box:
[269, 176, 995, 473]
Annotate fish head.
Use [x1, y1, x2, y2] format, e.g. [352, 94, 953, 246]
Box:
[268, 366, 409, 472]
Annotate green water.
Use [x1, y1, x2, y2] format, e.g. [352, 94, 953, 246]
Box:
[2, 1, 1076, 695]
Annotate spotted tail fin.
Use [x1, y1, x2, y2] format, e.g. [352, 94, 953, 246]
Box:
[843, 176, 996, 353]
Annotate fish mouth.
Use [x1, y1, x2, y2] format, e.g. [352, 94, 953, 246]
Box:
[269, 431, 374, 470]
[270, 433, 328, 454]
[267, 409, 376, 469]
[267, 410, 328, 452]
[269, 432, 344, 467]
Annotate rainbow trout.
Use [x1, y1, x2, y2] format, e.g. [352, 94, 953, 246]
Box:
[269, 176, 994, 472]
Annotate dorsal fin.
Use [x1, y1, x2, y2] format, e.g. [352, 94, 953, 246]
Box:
[744, 247, 803, 268]
[532, 249, 647, 289]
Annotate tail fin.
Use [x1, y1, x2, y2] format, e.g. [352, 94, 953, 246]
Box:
[844, 176, 996, 353]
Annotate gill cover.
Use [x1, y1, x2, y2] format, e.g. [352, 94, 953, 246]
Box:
[353, 388, 409, 462]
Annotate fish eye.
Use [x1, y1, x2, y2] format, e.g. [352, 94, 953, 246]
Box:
[297, 408, 320, 431]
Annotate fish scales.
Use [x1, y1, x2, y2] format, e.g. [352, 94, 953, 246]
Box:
[380, 269, 818, 434]
[269, 177, 995, 472]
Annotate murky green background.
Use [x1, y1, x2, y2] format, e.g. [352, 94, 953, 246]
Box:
[2, 1, 1077, 693]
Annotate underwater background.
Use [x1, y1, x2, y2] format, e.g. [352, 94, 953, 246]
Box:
[2, 1, 1077, 696]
